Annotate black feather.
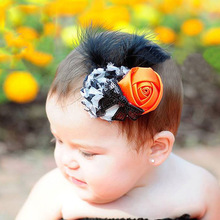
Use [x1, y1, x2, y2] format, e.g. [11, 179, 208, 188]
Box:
[78, 28, 171, 73]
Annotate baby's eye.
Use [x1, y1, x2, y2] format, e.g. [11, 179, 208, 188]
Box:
[80, 150, 95, 158]
[57, 139, 63, 144]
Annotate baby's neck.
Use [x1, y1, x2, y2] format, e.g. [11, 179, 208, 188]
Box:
[128, 153, 175, 195]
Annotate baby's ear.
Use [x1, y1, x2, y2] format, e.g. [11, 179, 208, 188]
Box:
[148, 131, 174, 166]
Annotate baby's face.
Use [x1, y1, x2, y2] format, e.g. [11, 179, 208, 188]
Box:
[46, 94, 151, 204]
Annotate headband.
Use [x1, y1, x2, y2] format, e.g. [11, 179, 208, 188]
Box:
[80, 63, 163, 122]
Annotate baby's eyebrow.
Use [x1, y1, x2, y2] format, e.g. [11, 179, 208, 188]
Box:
[50, 127, 106, 151]
[70, 140, 106, 151]
[49, 128, 106, 151]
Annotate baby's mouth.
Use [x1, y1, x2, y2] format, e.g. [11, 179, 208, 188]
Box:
[64, 167, 87, 186]
[69, 176, 87, 186]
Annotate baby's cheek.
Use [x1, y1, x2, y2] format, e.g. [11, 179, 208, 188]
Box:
[86, 163, 115, 188]
[54, 147, 62, 168]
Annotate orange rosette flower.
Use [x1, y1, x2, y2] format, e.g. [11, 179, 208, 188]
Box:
[118, 67, 163, 114]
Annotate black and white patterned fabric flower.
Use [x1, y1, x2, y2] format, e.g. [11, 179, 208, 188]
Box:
[80, 63, 144, 122]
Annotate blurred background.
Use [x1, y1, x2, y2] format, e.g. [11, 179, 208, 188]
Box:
[0, 0, 220, 219]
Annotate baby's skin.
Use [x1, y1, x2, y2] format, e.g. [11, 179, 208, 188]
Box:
[16, 96, 220, 220]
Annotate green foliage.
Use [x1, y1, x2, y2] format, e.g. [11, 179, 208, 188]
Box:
[203, 47, 220, 73]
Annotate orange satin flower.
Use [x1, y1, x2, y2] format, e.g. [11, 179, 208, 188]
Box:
[118, 67, 163, 114]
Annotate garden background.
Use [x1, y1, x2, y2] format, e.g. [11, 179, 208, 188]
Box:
[0, 0, 220, 219]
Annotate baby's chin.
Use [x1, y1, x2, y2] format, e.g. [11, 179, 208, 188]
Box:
[82, 197, 120, 205]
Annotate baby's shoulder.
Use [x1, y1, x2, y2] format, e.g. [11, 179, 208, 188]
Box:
[34, 168, 74, 201]
[171, 154, 220, 217]
[172, 153, 219, 193]
[16, 168, 68, 220]
[174, 153, 218, 187]
[31, 168, 64, 193]
[188, 162, 220, 211]
[30, 168, 68, 205]
[37, 168, 66, 186]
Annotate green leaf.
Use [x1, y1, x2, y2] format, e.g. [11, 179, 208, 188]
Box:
[203, 47, 220, 73]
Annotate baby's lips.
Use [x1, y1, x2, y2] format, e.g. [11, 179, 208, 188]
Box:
[118, 67, 163, 114]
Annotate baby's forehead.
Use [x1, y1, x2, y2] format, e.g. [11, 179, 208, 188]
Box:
[46, 93, 82, 116]
[46, 93, 120, 132]
[47, 86, 83, 108]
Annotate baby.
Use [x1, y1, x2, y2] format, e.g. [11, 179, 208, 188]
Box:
[16, 29, 220, 220]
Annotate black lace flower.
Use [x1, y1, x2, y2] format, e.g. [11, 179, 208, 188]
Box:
[80, 63, 144, 121]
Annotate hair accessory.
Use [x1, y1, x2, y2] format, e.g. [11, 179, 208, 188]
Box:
[81, 63, 163, 122]
[118, 67, 163, 115]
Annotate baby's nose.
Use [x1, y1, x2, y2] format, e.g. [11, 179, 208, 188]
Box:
[61, 153, 80, 170]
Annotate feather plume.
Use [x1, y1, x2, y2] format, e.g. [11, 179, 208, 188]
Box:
[78, 28, 171, 72]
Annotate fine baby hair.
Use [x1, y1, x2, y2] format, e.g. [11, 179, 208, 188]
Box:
[49, 29, 183, 149]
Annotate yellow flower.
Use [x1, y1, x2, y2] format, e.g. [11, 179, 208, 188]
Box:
[16, 4, 40, 14]
[0, 53, 11, 62]
[191, 0, 202, 8]
[113, 22, 137, 34]
[3, 71, 39, 103]
[16, 26, 39, 41]
[21, 46, 53, 67]
[44, 0, 88, 17]
[4, 31, 28, 48]
[202, 28, 220, 45]
[157, 0, 183, 14]
[103, 6, 130, 28]
[7, 6, 25, 27]
[0, 0, 13, 30]
[133, 4, 161, 26]
[203, 0, 220, 14]
[0, 0, 12, 11]
[181, 19, 203, 36]
[188, 0, 203, 13]
[155, 26, 176, 44]
[78, 0, 130, 28]
[43, 22, 61, 36]
[25, 0, 49, 4]
[61, 25, 80, 47]
[109, 0, 148, 6]
[182, 0, 204, 14]
[78, 0, 106, 27]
